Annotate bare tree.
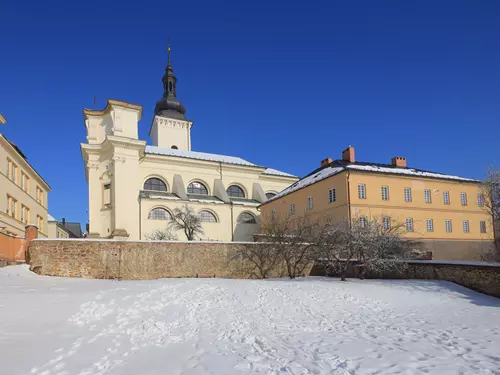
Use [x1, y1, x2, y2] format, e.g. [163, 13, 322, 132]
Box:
[168, 204, 204, 241]
[481, 166, 500, 260]
[145, 228, 178, 241]
[230, 242, 282, 279]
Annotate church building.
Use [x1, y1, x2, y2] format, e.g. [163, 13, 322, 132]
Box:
[81, 49, 298, 241]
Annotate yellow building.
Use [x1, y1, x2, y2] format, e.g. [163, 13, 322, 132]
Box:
[0, 116, 51, 237]
[259, 146, 495, 260]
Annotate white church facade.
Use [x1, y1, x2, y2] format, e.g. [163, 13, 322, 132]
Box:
[81, 50, 298, 241]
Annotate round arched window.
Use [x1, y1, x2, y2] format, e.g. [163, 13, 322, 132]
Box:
[171, 145, 178, 149]
[198, 210, 217, 223]
[144, 178, 167, 192]
[237, 212, 256, 224]
[265, 192, 276, 199]
[227, 185, 245, 198]
[187, 181, 208, 195]
[148, 207, 172, 220]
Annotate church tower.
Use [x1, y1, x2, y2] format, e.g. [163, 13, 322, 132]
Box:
[150, 43, 193, 150]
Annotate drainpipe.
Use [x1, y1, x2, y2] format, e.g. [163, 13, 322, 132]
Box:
[346, 170, 352, 227]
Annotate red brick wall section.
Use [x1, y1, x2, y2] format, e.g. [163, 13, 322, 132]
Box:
[0, 225, 38, 262]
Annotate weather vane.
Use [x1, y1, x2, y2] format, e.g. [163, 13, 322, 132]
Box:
[167, 36, 171, 64]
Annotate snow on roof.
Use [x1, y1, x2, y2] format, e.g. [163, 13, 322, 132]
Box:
[267, 165, 345, 203]
[263, 168, 297, 178]
[47, 214, 57, 222]
[145, 146, 257, 167]
[346, 164, 477, 182]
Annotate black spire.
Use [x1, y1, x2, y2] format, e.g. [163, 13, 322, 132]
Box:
[154, 39, 187, 119]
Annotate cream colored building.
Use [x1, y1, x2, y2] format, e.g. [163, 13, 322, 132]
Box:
[81, 52, 298, 241]
[47, 214, 72, 239]
[1, 122, 50, 237]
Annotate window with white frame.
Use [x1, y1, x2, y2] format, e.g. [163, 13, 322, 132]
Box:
[21, 205, 30, 225]
[443, 191, 450, 205]
[328, 188, 336, 203]
[36, 186, 44, 206]
[406, 218, 414, 232]
[21, 172, 30, 192]
[37, 215, 44, 233]
[477, 193, 484, 207]
[358, 184, 366, 199]
[445, 219, 452, 233]
[383, 216, 391, 230]
[404, 188, 412, 202]
[307, 196, 314, 210]
[381, 186, 389, 201]
[198, 210, 217, 223]
[147, 207, 172, 220]
[480, 221, 486, 233]
[426, 218, 434, 232]
[424, 189, 432, 204]
[289, 203, 295, 216]
[7, 159, 17, 183]
[103, 184, 111, 206]
[463, 220, 469, 233]
[460, 192, 467, 206]
[359, 216, 368, 228]
[7, 195, 17, 219]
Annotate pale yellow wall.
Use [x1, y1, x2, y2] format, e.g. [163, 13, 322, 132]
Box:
[0, 135, 49, 237]
[47, 221, 70, 239]
[150, 116, 192, 150]
[348, 171, 494, 241]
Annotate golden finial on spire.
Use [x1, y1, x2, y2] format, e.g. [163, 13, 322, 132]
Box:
[167, 36, 171, 65]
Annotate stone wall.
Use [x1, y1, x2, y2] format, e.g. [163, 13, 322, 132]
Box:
[420, 239, 494, 261]
[27, 239, 291, 280]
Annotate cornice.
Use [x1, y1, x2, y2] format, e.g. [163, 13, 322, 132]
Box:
[83, 99, 143, 121]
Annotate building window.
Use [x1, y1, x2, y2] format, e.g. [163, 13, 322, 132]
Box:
[187, 181, 208, 195]
[358, 184, 366, 199]
[237, 212, 257, 224]
[381, 186, 389, 201]
[404, 187, 412, 202]
[37, 215, 44, 233]
[171, 145, 178, 150]
[227, 185, 245, 198]
[307, 196, 314, 210]
[21, 205, 30, 225]
[477, 193, 484, 207]
[7, 195, 17, 219]
[7, 159, 18, 183]
[424, 189, 432, 204]
[426, 218, 434, 232]
[460, 192, 467, 206]
[359, 216, 368, 228]
[144, 178, 167, 192]
[21, 172, 30, 192]
[198, 210, 217, 223]
[443, 191, 450, 205]
[406, 218, 414, 232]
[36, 186, 44, 206]
[328, 188, 336, 203]
[289, 203, 295, 216]
[147, 207, 172, 220]
[266, 192, 276, 200]
[383, 216, 391, 230]
[103, 184, 111, 206]
[463, 220, 469, 233]
[480, 221, 486, 233]
[445, 219, 452, 233]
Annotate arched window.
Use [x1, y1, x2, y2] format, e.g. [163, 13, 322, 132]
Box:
[227, 185, 245, 198]
[171, 145, 178, 149]
[144, 178, 167, 192]
[187, 181, 208, 195]
[169, 81, 173, 92]
[265, 192, 276, 199]
[148, 207, 172, 220]
[237, 212, 256, 224]
[198, 210, 217, 223]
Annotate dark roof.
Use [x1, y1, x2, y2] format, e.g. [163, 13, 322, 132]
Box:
[230, 197, 261, 205]
[62, 222, 83, 238]
[187, 194, 224, 203]
[140, 190, 179, 199]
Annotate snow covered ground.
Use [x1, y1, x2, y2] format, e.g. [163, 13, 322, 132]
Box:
[1, 265, 499, 375]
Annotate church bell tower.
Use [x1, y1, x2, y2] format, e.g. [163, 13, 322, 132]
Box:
[150, 42, 193, 150]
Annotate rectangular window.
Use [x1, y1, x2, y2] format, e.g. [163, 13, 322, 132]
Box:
[460, 192, 467, 206]
[358, 184, 366, 199]
[21, 172, 30, 192]
[20, 205, 30, 224]
[381, 186, 389, 201]
[480, 221, 486, 233]
[463, 220, 469, 233]
[426, 218, 434, 232]
[383, 216, 391, 230]
[289, 203, 295, 216]
[37, 215, 44, 233]
[406, 218, 414, 232]
[359, 216, 368, 228]
[328, 188, 336, 203]
[424, 189, 432, 204]
[307, 196, 314, 210]
[443, 191, 450, 205]
[445, 219, 452, 233]
[7, 195, 18, 219]
[103, 184, 111, 206]
[477, 193, 484, 207]
[36, 186, 44, 206]
[404, 187, 412, 202]
[7, 159, 18, 183]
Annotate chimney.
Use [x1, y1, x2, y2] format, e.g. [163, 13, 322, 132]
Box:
[391, 156, 407, 168]
[320, 157, 332, 167]
[62, 217, 66, 225]
[342, 146, 355, 163]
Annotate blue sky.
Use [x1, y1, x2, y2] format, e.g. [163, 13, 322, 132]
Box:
[1, 0, 499, 228]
